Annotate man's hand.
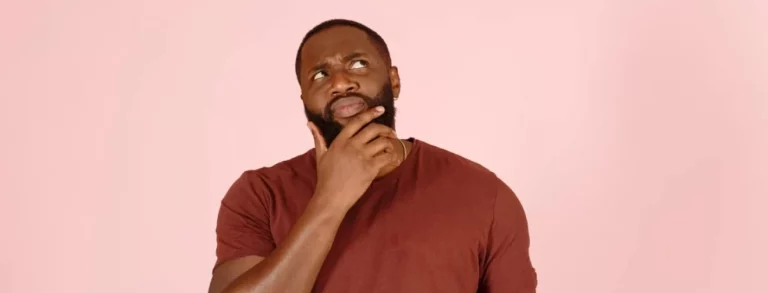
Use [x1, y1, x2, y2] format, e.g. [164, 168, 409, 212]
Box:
[210, 107, 401, 293]
[308, 106, 399, 211]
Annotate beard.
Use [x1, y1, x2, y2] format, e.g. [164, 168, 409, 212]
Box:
[304, 82, 396, 148]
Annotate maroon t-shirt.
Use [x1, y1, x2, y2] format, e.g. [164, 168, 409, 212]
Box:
[214, 138, 537, 292]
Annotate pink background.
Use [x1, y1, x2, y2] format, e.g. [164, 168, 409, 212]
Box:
[1, 1, 766, 292]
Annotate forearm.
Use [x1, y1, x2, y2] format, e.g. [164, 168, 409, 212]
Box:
[221, 195, 348, 293]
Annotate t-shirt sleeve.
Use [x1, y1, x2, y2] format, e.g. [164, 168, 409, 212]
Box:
[479, 179, 538, 293]
[213, 171, 276, 271]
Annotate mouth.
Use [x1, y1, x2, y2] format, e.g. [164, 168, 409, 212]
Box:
[330, 96, 367, 119]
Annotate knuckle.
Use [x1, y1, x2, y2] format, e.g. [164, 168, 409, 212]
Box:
[363, 160, 376, 171]
[367, 125, 384, 135]
[353, 145, 365, 156]
[381, 126, 394, 135]
[342, 143, 354, 153]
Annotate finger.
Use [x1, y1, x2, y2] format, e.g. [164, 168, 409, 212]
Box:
[307, 122, 328, 159]
[362, 136, 396, 157]
[350, 123, 397, 146]
[336, 106, 385, 142]
[369, 151, 400, 170]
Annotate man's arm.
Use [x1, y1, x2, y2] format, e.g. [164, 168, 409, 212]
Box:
[208, 107, 399, 293]
[208, 256, 264, 293]
[478, 179, 538, 293]
[209, 196, 348, 293]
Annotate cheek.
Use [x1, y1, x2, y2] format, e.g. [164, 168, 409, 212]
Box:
[358, 79, 384, 97]
[358, 69, 390, 94]
[303, 91, 328, 114]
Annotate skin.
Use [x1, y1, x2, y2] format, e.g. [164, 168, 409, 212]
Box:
[207, 25, 411, 293]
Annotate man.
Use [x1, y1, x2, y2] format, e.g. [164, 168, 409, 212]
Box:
[208, 19, 537, 293]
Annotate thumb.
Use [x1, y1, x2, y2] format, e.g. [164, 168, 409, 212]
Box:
[307, 122, 328, 159]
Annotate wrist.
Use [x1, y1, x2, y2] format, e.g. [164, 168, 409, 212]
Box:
[307, 191, 352, 218]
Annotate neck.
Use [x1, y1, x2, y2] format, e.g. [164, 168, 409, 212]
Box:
[375, 137, 410, 179]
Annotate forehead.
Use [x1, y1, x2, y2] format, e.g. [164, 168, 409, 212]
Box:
[300, 26, 381, 70]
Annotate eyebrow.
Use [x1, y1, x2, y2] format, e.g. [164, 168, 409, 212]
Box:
[308, 52, 366, 75]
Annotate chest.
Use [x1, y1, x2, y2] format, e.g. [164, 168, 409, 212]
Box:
[270, 179, 490, 292]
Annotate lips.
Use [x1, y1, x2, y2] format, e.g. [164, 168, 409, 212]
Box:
[330, 96, 367, 118]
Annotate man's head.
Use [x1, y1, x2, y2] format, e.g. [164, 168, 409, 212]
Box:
[296, 19, 401, 147]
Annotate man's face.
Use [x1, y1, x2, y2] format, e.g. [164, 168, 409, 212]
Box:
[299, 25, 400, 147]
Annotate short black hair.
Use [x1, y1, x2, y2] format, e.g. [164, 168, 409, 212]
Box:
[294, 19, 391, 82]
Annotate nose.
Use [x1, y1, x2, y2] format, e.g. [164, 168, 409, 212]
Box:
[329, 72, 359, 97]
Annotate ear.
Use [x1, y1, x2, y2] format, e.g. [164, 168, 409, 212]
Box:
[389, 66, 401, 99]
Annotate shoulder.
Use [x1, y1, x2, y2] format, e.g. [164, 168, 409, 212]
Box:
[222, 149, 316, 204]
[416, 139, 501, 184]
[411, 139, 513, 209]
[418, 142, 528, 222]
[416, 139, 528, 211]
[412, 140, 522, 234]
[245, 149, 315, 184]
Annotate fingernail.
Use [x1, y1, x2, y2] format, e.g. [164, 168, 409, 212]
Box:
[374, 106, 385, 113]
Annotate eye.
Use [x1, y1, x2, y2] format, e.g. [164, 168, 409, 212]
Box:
[350, 60, 368, 69]
[312, 71, 327, 80]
